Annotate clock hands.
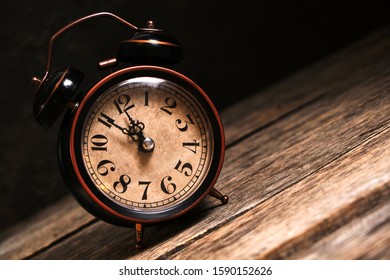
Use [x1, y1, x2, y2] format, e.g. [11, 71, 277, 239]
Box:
[125, 111, 155, 153]
[100, 111, 154, 152]
[125, 111, 145, 141]
[99, 113, 130, 135]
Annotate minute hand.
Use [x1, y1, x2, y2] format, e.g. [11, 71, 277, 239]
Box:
[125, 111, 145, 141]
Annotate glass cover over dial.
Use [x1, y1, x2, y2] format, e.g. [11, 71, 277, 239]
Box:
[80, 76, 214, 214]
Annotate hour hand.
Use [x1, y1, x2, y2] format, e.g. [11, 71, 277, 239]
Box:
[98, 112, 129, 135]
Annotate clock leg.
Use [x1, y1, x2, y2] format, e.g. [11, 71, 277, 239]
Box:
[135, 223, 144, 249]
[209, 188, 229, 205]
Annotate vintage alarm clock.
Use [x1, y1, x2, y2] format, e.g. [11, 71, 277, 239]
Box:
[31, 12, 228, 248]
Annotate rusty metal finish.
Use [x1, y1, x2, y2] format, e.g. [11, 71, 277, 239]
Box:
[209, 188, 229, 205]
[135, 223, 144, 249]
[32, 12, 160, 92]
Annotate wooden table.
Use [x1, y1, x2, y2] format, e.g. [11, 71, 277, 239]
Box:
[1, 26, 389, 260]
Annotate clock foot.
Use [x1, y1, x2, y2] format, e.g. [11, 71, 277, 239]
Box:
[135, 223, 144, 249]
[209, 188, 229, 205]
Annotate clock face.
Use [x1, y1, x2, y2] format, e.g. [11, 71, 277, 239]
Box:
[67, 67, 224, 223]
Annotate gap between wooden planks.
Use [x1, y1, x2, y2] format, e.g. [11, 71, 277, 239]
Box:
[0, 26, 389, 260]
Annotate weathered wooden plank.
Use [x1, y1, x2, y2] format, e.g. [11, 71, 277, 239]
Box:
[30, 205, 226, 259]
[0, 196, 95, 260]
[1, 27, 389, 260]
[166, 125, 390, 259]
[31, 48, 390, 259]
[289, 201, 390, 259]
[222, 27, 390, 146]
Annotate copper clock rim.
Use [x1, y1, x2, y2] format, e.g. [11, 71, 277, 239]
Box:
[67, 65, 225, 225]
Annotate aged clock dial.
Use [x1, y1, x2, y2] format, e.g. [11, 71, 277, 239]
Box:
[82, 76, 212, 212]
[64, 66, 225, 228]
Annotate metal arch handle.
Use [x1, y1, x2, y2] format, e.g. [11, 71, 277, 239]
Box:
[32, 12, 158, 88]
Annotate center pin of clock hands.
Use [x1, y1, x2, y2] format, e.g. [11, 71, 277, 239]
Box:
[125, 111, 155, 152]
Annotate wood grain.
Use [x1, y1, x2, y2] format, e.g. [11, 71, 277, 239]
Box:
[166, 126, 390, 259]
[222, 26, 390, 146]
[0, 197, 95, 260]
[290, 201, 390, 259]
[1, 26, 389, 260]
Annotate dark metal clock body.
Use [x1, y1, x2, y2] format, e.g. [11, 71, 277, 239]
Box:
[31, 13, 228, 248]
[58, 66, 225, 229]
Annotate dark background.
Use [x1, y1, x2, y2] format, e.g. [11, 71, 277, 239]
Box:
[1, 0, 389, 230]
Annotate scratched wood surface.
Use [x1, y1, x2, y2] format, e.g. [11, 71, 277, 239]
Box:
[0, 26, 389, 260]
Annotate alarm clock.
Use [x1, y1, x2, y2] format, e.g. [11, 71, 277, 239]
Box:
[31, 12, 228, 249]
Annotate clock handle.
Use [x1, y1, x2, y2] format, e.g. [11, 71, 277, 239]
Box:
[209, 188, 229, 205]
[31, 12, 162, 129]
[33, 12, 159, 89]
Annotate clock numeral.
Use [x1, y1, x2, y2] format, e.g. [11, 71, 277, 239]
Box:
[161, 176, 177, 194]
[176, 114, 195, 132]
[139, 181, 151, 200]
[174, 160, 193, 177]
[144, 91, 149, 106]
[160, 97, 177, 115]
[183, 140, 200, 154]
[113, 174, 131, 193]
[98, 112, 115, 129]
[97, 159, 116, 176]
[113, 94, 135, 114]
[90, 134, 108, 151]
